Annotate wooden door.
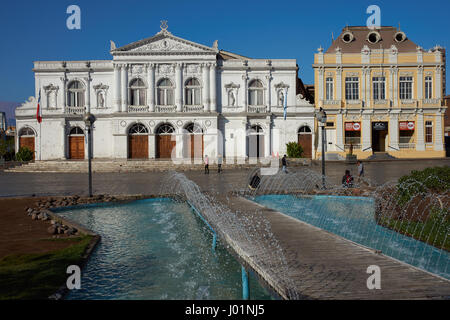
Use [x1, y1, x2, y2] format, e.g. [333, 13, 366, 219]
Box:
[190, 135, 204, 159]
[128, 135, 148, 159]
[298, 134, 312, 158]
[157, 135, 176, 158]
[69, 136, 85, 160]
[19, 137, 35, 160]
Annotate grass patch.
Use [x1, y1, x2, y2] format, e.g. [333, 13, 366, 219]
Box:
[0, 235, 92, 300]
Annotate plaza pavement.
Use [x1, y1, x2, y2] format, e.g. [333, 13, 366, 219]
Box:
[0, 159, 448, 198]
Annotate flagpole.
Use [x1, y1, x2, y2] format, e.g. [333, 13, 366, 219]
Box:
[38, 80, 41, 161]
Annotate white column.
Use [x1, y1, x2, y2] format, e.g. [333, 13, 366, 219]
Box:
[336, 67, 342, 101]
[175, 63, 183, 112]
[389, 113, 399, 150]
[362, 114, 372, 151]
[318, 67, 324, 102]
[113, 64, 121, 112]
[121, 64, 128, 112]
[361, 68, 366, 106]
[416, 112, 425, 151]
[202, 63, 210, 111]
[335, 113, 344, 150]
[417, 66, 423, 100]
[85, 75, 91, 113]
[364, 68, 370, 108]
[148, 63, 155, 112]
[434, 112, 444, 151]
[392, 67, 398, 107]
[242, 74, 248, 111]
[435, 66, 442, 99]
[389, 67, 394, 105]
[209, 63, 217, 112]
[265, 75, 272, 112]
[61, 76, 67, 110]
[61, 122, 66, 159]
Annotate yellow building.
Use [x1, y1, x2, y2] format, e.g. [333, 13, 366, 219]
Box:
[313, 26, 446, 160]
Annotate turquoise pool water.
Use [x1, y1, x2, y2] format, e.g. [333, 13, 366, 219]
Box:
[253, 194, 449, 280]
[55, 198, 272, 300]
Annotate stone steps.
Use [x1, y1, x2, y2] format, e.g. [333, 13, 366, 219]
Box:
[5, 158, 311, 173]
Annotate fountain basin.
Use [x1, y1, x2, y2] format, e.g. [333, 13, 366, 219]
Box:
[53, 198, 273, 300]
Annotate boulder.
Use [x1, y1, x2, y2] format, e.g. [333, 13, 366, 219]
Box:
[47, 226, 57, 234]
[31, 213, 37, 220]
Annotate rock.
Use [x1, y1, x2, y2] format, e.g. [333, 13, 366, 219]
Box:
[51, 220, 56, 225]
[26, 208, 33, 214]
[47, 226, 57, 234]
[31, 213, 37, 220]
[57, 227, 64, 234]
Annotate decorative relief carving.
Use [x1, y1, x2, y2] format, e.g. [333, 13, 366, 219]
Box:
[185, 64, 200, 74]
[130, 38, 204, 53]
[158, 64, 174, 75]
[43, 84, 59, 109]
[131, 64, 144, 75]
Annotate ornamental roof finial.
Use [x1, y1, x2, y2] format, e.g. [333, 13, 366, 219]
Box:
[160, 20, 168, 32]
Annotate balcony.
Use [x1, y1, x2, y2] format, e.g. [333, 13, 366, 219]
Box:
[155, 105, 177, 113]
[400, 99, 418, 107]
[65, 106, 86, 114]
[128, 105, 149, 113]
[399, 143, 416, 149]
[183, 105, 204, 112]
[247, 105, 267, 113]
[322, 100, 342, 108]
[345, 100, 362, 108]
[422, 99, 441, 107]
[373, 99, 390, 108]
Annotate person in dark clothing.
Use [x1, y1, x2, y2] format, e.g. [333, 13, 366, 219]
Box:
[249, 173, 261, 190]
[281, 155, 287, 173]
[342, 169, 353, 188]
[204, 155, 209, 174]
[217, 154, 223, 173]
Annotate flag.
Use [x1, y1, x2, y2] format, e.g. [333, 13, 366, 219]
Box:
[283, 88, 287, 120]
[36, 89, 42, 123]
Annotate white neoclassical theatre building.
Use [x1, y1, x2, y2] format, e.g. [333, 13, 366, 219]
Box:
[16, 25, 315, 162]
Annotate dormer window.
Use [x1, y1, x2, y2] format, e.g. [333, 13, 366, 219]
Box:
[367, 31, 381, 44]
[394, 31, 406, 43]
[342, 31, 354, 43]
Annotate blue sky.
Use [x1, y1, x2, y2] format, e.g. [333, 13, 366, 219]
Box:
[0, 0, 449, 102]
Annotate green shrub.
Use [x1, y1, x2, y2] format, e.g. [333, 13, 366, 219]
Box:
[396, 166, 450, 206]
[286, 142, 303, 158]
[15, 147, 34, 162]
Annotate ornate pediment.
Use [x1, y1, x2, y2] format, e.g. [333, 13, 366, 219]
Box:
[112, 30, 218, 55]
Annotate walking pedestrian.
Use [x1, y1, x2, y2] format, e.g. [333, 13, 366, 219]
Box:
[204, 155, 209, 174]
[342, 169, 354, 188]
[217, 154, 223, 173]
[357, 160, 364, 178]
[282, 154, 287, 173]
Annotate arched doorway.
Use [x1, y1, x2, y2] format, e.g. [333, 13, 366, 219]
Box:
[156, 123, 176, 159]
[248, 125, 264, 158]
[184, 123, 204, 159]
[69, 127, 85, 160]
[298, 126, 312, 158]
[19, 127, 35, 160]
[128, 123, 149, 159]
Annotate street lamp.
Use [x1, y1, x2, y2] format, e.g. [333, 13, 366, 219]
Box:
[317, 107, 327, 189]
[83, 112, 96, 197]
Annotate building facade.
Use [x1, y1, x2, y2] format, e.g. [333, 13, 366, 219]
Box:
[313, 26, 446, 160]
[15, 25, 315, 161]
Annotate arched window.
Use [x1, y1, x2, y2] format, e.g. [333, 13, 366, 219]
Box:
[185, 78, 201, 105]
[250, 125, 264, 134]
[298, 126, 312, 134]
[185, 123, 203, 134]
[19, 127, 35, 136]
[157, 78, 174, 106]
[156, 123, 175, 134]
[69, 127, 84, 135]
[129, 123, 149, 135]
[248, 80, 264, 106]
[67, 81, 85, 107]
[129, 79, 146, 106]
